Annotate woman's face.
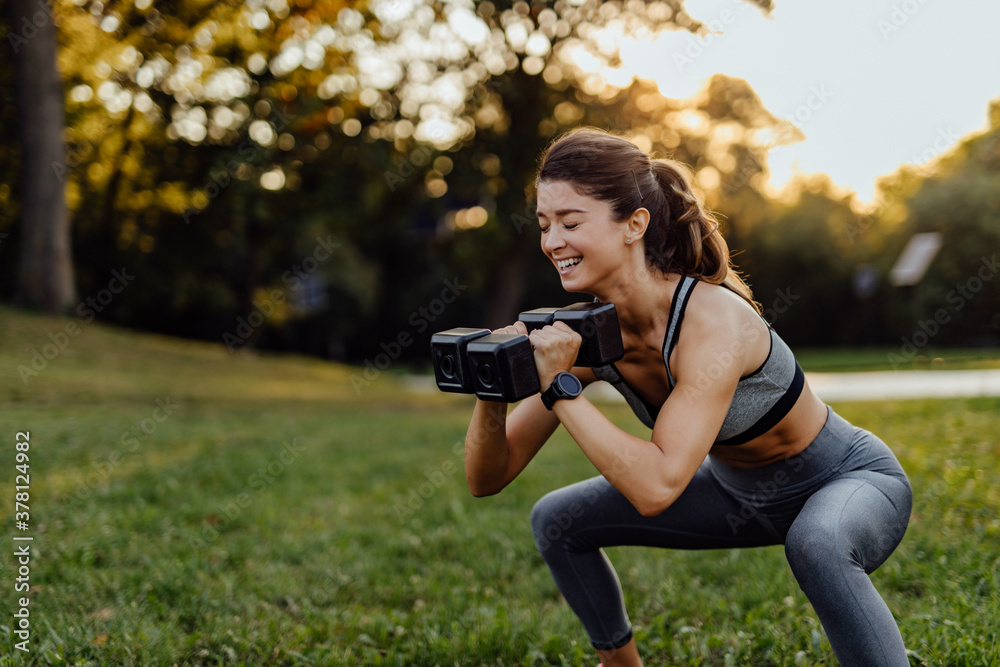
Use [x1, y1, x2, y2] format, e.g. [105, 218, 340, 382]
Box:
[535, 180, 626, 293]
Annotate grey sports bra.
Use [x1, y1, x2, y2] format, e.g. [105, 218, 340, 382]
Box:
[592, 276, 805, 446]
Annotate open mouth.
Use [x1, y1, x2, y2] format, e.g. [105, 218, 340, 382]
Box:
[556, 257, 582, 273]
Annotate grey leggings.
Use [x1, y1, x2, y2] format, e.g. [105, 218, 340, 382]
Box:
[531, 406, 912, 665]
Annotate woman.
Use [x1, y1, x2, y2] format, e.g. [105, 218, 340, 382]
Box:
[463, 127, 912, 666]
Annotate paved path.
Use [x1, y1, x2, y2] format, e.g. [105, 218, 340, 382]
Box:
[802, 369, 1000, 402]
[406, 369, 1000, 402]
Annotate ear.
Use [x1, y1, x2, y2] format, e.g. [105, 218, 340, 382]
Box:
[625, 208, 650, 242]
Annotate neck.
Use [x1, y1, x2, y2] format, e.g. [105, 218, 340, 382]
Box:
[589, 257, 677, 338]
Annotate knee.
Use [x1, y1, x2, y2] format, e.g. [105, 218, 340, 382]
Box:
[530, 489, 587, 555]
[785, 521, 845, 585]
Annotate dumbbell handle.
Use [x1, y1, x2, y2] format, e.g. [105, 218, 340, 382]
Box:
[519, 301, 624, 367]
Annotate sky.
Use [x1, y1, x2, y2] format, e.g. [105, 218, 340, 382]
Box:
[623, 0, 1000, 203]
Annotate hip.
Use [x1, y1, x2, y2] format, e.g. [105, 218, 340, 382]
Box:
[707, 405, 911, 528]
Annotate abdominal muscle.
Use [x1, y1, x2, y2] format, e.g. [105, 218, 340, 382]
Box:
[708, 378, 830, 468]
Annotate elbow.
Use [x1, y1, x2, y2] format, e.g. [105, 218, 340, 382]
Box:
[467, 477, 505, 498]
[633, 485, 678, 518]
[635, 499, 668, 518]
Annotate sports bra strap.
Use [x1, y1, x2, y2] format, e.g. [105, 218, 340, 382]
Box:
[663, 276, 698, 387]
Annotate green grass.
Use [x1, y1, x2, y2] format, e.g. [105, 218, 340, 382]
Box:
[794, 347, 1000, 372]
[0, 306, 998, 666]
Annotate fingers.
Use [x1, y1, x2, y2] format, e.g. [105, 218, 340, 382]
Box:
[529, 324, 582, 382]
[529, 323, 582, 345]
[493, 321, 579, 348]
[550, 321, 574, 334]
[492, 321, 528, 336]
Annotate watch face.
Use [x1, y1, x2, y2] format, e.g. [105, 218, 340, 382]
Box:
[557, 372, 582, 395]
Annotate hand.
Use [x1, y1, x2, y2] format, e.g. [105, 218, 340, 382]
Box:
[529, 322, 582, 389]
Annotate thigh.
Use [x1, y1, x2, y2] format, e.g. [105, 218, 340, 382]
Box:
[786, 472, 912, 574]
[532, 461, 783, 554]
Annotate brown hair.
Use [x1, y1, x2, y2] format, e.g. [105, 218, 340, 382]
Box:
[535, 127, 759, 312]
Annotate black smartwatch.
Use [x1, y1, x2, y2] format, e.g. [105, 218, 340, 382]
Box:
[540, 372, 583, 410]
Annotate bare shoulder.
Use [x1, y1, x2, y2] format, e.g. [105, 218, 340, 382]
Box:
[672, 280, 770, 378]
[684, 281, 759, 337]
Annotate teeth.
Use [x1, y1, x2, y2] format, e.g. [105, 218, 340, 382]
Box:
[557, 257, 582, 270]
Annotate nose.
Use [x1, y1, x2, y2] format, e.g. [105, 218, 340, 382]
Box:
[542, 226, 565, 254]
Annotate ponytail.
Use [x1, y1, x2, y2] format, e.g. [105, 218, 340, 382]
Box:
[646, 160, 760, 313]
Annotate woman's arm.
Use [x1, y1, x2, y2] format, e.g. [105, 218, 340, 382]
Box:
[463, 321, 597, 497]
[463, 395, 557, 497]
[551, 367, 736, 516]
[535, 304, 749, 516]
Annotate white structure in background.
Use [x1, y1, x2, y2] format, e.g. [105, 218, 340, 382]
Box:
[889, 232, 942, 286]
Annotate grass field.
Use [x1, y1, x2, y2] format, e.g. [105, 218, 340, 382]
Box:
[0, 306, 998, 666]
[793, 347, 1000, 373]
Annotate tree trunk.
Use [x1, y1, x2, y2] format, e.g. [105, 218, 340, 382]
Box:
[7, 0, 76, 313]
[485, 228, 530, 329]
[485, 67, 545, 328]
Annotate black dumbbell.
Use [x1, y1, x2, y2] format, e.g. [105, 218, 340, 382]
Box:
[431, 302, 623, 402]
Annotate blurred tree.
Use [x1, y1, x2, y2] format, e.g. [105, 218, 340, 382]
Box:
[0, 25, 20, 291]
[354, 0, 775, 328]
[5, 0, 76, 313]
[736, 175, 862, 345]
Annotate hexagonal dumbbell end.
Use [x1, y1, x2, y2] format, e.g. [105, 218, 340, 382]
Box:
[466, 333, 541, 402]
[430, 327, 491, 393]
